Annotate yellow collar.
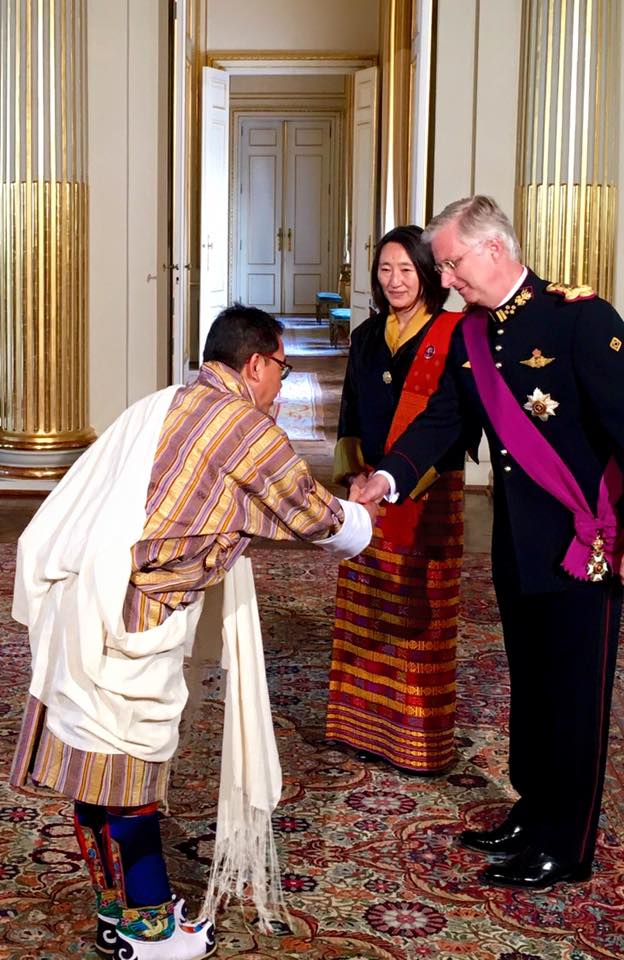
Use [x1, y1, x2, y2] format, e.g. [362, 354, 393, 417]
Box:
[385, 304, 432, 355]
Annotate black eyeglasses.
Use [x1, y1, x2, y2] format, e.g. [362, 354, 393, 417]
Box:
[262, 354, 293, 381]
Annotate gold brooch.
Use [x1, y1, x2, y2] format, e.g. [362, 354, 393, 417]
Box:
[520, 348, 555, 369]
[545, 281, 596, 302]
[586, 533, 610, 582]
[382, 370, 392, 384]
[523, 388, 559, 421]
[610, 337, 622, 352]
[494, 286, 533, 322]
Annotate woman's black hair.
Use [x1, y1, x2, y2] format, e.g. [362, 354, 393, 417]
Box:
[370, 224, 449, 316]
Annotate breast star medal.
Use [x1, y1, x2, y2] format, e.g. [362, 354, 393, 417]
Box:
[523, 388, 559, 421]
[586, 532, 609, 582]
[382, 370, 392, 384]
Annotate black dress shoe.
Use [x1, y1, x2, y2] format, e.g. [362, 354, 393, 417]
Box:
[459, 817, 528, 856]
[481, 845, 592, 889]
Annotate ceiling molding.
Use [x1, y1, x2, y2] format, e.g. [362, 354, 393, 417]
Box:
[206, 51, 378, 75]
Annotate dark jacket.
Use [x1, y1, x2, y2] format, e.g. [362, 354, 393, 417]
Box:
[378, 271, 624, 593]
[338, 310, 469, 472]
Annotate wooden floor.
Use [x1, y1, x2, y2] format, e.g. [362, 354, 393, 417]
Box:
[0, 316, 492, 551]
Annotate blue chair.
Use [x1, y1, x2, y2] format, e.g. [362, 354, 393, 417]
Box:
[315, 291, 343, 324]
[329, 307, 351, 347]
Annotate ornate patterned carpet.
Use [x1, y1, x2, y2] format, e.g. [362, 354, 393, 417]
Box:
[273, 372, 326, 440]
[1, 542, 623, 960]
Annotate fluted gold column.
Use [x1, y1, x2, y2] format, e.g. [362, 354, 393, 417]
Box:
[516, 0, 619, 299]
[0, 0, 94, 487]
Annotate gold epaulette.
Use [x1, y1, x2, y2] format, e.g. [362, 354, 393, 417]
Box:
[545, 281, 596, 302]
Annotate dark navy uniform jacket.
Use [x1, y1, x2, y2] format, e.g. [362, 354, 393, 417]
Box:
[378, 270, 624, 594]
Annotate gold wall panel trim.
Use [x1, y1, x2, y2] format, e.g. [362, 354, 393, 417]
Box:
[516, 182, 616, 300]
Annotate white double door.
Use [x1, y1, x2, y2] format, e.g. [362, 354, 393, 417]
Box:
[236, 116, 335, 315]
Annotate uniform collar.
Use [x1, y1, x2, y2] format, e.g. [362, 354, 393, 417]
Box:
[495, 266, 528, 308]
[492, 267, 534, 323]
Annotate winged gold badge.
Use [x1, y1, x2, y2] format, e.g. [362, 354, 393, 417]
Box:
[520, 348, 555, 369]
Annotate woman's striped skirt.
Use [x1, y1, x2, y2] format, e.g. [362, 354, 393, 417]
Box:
[326, 471, 464, 773]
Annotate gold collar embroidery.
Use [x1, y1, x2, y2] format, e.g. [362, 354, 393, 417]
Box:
[494, 286, 533, 323]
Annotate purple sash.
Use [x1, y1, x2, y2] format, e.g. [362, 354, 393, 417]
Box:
[463, 308, 622, 581]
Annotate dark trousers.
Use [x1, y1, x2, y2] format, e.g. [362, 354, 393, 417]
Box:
[494, 575, 622, 864]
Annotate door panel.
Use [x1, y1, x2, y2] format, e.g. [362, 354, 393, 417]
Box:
[247, 274, 277, 305]
[248, 156, 279, 263]
[283, 119, 332, 314]
[350, 67, 378, 330]
[238, 119, 283, 314]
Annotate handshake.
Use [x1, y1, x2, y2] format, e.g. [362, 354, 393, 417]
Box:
[346, 472, 391, 524]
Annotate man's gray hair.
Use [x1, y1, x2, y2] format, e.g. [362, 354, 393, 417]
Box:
[423, 195, 522, 260]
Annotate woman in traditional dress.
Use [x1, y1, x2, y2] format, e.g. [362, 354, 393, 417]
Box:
[326, 224, 469, 774]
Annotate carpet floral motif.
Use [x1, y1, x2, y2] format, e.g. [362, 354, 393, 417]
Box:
[0, 543, 623, 959]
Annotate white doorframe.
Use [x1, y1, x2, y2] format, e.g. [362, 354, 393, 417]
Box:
[199, 52, 375, 327]
[350, 67, 379, 331]
[199, 67, 230, 353]
[170, 0, 193, 384]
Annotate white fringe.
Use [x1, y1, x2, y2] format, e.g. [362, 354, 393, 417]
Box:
[196, 787, 288, 934]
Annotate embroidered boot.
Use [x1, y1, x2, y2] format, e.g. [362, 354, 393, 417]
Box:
[114, 899, 216, 960]
[105, 805, 216, 958]
[73, 803, 123, 958]
[96, 888, 123, 957]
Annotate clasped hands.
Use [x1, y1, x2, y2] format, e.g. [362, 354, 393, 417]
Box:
[346, 472, 390, 523]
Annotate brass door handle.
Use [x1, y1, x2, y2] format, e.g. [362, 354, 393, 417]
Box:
[277, 227, 283, 251]
[287, 228, 292, 252]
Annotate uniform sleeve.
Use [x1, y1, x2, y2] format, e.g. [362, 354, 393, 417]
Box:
[377, 354, 466, 501]
[573, 299, 624, 472]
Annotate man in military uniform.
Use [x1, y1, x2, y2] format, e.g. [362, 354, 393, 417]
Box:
[356, 195, 624, 888]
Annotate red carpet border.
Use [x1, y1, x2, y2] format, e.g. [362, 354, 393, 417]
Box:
[0, 542, 623, 959]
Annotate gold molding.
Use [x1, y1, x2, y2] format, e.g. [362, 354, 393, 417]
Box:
[0, 464, 69, 480]
[206, 50, 378, 63]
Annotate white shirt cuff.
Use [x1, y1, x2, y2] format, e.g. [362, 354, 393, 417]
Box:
[374, 470, 399, 502]
[312, 499, 372, 559]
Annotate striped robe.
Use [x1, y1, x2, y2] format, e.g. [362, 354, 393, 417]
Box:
[11, 362, 344, 806]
